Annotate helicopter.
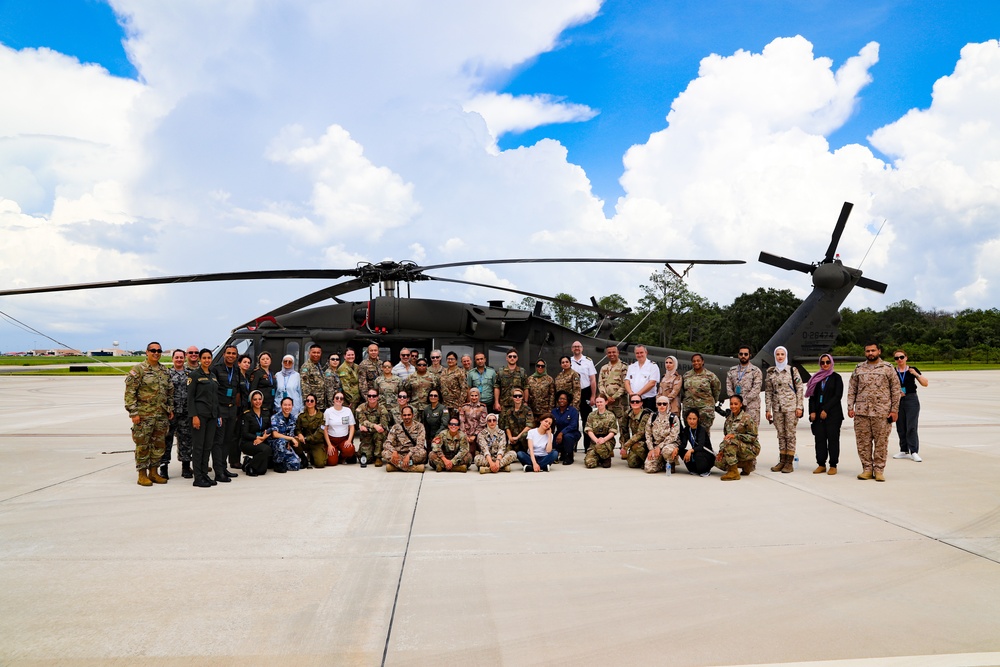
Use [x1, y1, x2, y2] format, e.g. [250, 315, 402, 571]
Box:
[0, 202, 884, 392]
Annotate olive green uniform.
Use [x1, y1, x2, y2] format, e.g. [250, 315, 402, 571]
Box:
[355, 401, 391, 462]
[584, 410, 619, 468]
[682, 368, 722, 432]
[124, 361, 173, 471]
[620, 408, 652, 468]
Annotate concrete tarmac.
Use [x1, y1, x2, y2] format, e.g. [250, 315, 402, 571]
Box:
[1, 373, 999, 666]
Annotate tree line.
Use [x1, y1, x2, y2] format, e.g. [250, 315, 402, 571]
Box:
[513, 270, 1000, 363]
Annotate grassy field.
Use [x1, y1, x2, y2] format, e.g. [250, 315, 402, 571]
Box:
[0, 356, 143, 366]
[802, 360, 998, 373]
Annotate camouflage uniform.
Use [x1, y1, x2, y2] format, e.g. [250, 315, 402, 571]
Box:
[355, 401, 391, 463]
[554, 368, 581, 408]
[299, 359, 327, 412]
[643, 412, 680, 473]
[848, 361, 901, 476]
[439, 366, 468, 413]
[429, 429, 471, 471]
[584, 410, 619, 468]
[295, 410, 327, 468]
[764, 366, 804, 455]
[162, 366, 192, 465]
[357, 357, 381, 399]
[475, 427, 517, 471]
[716, 410, 761, 471]
[459, 401, 488, 458]
[496, 366, 528, 409]
[375, 374, 402, 411]
[620, 408, 653, 468]
[404, 371, 440, 414]
[338, 363, 361, 409]
[526, 373, 555, 422]
[500, 404, 535, 452]
[656, 373, 682, 415]
[726, 363, 764, 426]
[124, 361, 173, 471]
[682, 369, 721, 432]
[323, 368, 342, 412]
[598, 361, 628, 423]
[382, 421, 428, 471]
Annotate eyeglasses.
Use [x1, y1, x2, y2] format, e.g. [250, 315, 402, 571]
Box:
[398, 394, 408, 399]
[431, 356, 441, 360]
[147, 348, 162, 353]
[629, 399, 642, 404]
[894, 355, 906, 360]
[305, 398, 316, 403]
[820, 360, 832, 366]
[512, 394, 523, 399]
[507, 354, 517, 358]
[330, 357, 339, 362]
[656, 402, 669, 406]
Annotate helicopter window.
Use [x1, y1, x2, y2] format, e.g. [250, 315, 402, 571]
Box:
[229, 338, 254, 358]
[285, 341, 300, 367]
[441, 344, 473, 363]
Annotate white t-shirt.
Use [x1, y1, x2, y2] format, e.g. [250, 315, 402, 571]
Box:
[626, 360, 661, 399]
[527, 428, 552, 457]
[571, 356, 597, 389]
[323, 406, 356, 437]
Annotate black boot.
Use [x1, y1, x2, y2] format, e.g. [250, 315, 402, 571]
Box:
[181, 461, 193, 478]
[158, 463, 169, 480]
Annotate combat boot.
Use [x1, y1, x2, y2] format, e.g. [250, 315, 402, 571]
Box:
[721, 466, 741, 481]
[857, 469, 873, 480]
[411, 464, 425, 473]
[874, 470, 885, 482]
[147, 467, 167, 484]
[740, 460, 755, 476]
[781, 455, 794, 473]
[770, 452, 786, 472]
[137, 469, 152, 486]
[181, 461, 193, 478]
[452, 464, 467, 473]
[158, 463, 169, 480]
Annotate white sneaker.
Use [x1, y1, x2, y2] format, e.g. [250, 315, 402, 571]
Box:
[893, 452, 911, 460]
[910, 452, 922, 462]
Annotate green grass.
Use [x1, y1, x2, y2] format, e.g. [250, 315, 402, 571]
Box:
[0, 355, 142, 366]
[801, 360, 999, 373]
[0, 367, 131, 375]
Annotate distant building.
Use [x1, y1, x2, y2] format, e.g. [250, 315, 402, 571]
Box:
[87, 348, 129, 357]
[29, 349, 82, 357]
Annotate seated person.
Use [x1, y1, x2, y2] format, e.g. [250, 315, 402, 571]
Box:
[678, 409, 714, 477]
[295, 393, 325, 468]
[322, 391, 356, 465]
[716, 394, 761, 481]
[551, 391, 580, 465]
[584, 394, 618, 469]
[382, 406, 427, 472]
[429, 418, 470, 472]
[475, 413, 517, 473]
[269, 396, 301, 472]
[240, 390, 273, 476]
[518, 415, 558, 472]
[643, 397, 680, 474]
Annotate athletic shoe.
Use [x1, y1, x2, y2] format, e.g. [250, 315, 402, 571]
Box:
[910, 452, 922, 462]
[893, 451, 911, 460]
[523, 464, 530, 472]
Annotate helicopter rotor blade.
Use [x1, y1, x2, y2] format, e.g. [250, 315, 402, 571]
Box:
[856, 276, 888, 294]
[758, 252, 814, 274]
[426, 276, 631, 317]
[419, 258, 745, 272]
[824, 201, 853, 263]
[0, 269, 358, 297]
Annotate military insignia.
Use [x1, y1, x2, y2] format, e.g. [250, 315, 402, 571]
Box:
[187, 377, 192, 385]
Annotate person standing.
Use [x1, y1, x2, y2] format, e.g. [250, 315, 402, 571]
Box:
[459, 388, 488, 462]
[495, 349, 528, 412]
[848, 341, 902, 482]
[526, 359, 555, 423]
[427, 349, 445, 376]
[657, 356, 682, 416]
[554, 356, 581, 409]
[300, 344, 327, 414]
[357, 343, 382, 399]
[570, 341, 597, 430]
[391, 348, 415, 380]
[726, 345, 764, 426]
[276, 354, 304, 417]
[625, 345, 660, 412]
[338, 348, 361, 409]
[404, 357, 440, 414]
[892, 349, 929, 462]
[250, 352, 277, 413]
[375, 360, 401, 411]
[322, 353, 342, 412]
[187, 349, 219, 487]
[439, 352, 468, 415]
[160, 349, 192, 480]
[124, 342, 173, 486]
[467, 353, 497, 412]
[184, 346, 200, 371]
[682, 353, 721, 433]
[211, 345, 241, 481]
[765, 346, 804, 474]
[806, 354, 844, 474]
[598, 344, 628, 425]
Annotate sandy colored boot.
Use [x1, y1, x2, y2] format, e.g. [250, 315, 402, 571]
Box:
[147, 467, 167, 484]
[813, 465, 827, 474]
[452, 464, 468, 473]
[857, 469, 873, 480]
[740, 459, 756, 476]
[137, 469, 152, 486]
[721, 465, 741, 481]
[770, 452, 786, 472]
[781, 455, 794, 473]
[411, 464, 425, 473]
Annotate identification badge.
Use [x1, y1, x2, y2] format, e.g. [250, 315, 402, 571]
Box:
[901, 387, 907, 395]
[226, 388, 233, 397]
[735, 386, 741, 395]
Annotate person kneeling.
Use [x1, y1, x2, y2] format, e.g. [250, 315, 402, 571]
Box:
[382, 406, 427, 472]
[678, 409, 715, 477]
[715, 394, 761, 481]
[429, 418, 470, 472]
[518, 416, 558, 472]
[241, 390, 273, 477]
[643, 398, 680, 474]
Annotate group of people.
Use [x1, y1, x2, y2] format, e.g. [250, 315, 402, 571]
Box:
[124, 337, 925, 487]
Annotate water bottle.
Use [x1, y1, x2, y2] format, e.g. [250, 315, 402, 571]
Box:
[793, 455, 799, 470]
[665, 459, 672, 476]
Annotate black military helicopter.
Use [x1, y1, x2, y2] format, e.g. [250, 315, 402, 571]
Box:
[0, 202, 884, 393]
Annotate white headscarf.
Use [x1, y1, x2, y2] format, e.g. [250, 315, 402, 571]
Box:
[773, 346, 789, 372]
[281, 354, 295, 377]
[664, 355, 679, 377]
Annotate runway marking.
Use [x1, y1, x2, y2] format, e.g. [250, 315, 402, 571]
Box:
[1, 433, 125, 438]
[381, 472, 424, 667]
[0, 461, 129, 504]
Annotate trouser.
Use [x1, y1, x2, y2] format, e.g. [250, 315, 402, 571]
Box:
[896, 394, 920, 454]
[584, 437, 615, 468]
[693, 406, 715, 433]
[132, 415, 170, 470]
[516, 450, 558, 470]
[681, 448, 715, 475]
[812, 418, 842, 466]
[161, 412, 192, 464]
[744, 400, 761, 428]
[625, 442, 648, 469]
[854, 415, 892, 473]
[240, 441, 273, 475]
[358, 433, 387, 462]
[643, 445, 676, 473]
[191, 415, 217, 482]
[214, 404, 237, 474]
[556, 433, 579, 460]
[309, 442, 328, 468]
[474, 450, 517, 470]
[773, 411, 798, 454]
[641, 397, 656, 412]
[429, 450, 472, 471]
[715, 440, 760, 470]
[326, 435, 353, 466]
[579, 386, 592, 437]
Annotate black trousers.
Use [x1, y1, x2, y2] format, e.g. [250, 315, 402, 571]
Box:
[213, 404, 237, 474]
[811, 418, 842, 466]
[579, 386, 592, 447]
[681, 448, 715, 475]
[191, 415, 217, 482]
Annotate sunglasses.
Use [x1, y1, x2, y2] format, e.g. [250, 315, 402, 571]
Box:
[512, 394, 523, 399]
[820, 360, 832, 366]
[330, 357, 340, 361]
[147, 348, 162, 353]
[305, 398, 316, 403]
[629, 399, 642, 404]
[536, 363, 545, 368]
[507, 354, 517, 358]
[894, 355, 906, 360]
[333, 396, 344, 401]
[656, 402, 669, 406]
[398, 395, 408, 399]
[448, 422, 460, 426]
[431, 356, 441, 360]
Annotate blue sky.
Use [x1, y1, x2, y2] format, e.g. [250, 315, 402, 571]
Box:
[0, 1, 998, 351]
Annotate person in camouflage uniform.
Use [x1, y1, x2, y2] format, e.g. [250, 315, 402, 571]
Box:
[356, 389, 391, 466]
[475, 414, 517, 473]
[299, 344, 327, 413]
[495, 349, 528, 411]
[555, 356, 581, 408]
[500, 391, 534, 453]
[847, 342, 901, 482]
[404, 359, 441, 414]
[459, 388, 488, 460]
[526, 360, 555, 422]
[584, 394, 619, 468]
[598, 344, 628, 424]
[160, 349, 193, 479]
[322, 353, 342, 412]
[124, 342, 173, 486]
[682, 353, 721, 432]
[427, 349, 445, 376]
[357, 343, 382, 400]
[382, 406, 427, 472]
[643, 402, 680, 474]
[375, 361, 402, 411]
[726, 345, 764, 426]
[620, 394, 653, 469]
[429, 418, 471, 472]
[764, 345, 804, 474]
[439, 352, 468, 413]
[295, 394, 326, 468]
[338, 348, 361, 409]
[716, 395, 761, 480]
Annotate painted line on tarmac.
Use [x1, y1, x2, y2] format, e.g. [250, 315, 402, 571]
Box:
[0, 461, 129, 504]
[381, 472, 425, 667]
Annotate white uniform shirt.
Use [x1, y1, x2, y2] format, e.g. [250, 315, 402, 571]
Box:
[626, 360, 661, 399]
[571, 356, 597, 390]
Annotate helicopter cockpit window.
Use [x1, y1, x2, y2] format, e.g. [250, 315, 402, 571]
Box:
[285, 341, 300, 367]
[229, 338, 254, 359]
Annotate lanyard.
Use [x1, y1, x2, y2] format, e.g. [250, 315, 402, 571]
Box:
[253, 412, 263, 432]
[897, 369, 907, 387]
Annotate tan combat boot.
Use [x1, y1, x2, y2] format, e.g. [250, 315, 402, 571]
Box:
[411, 464, 425, 473]
[739, 460, 755, 476]
[857, 469, 873, 480]
[813, 465, 827, 474]
[874, 470, 885, 482]
[721, 465, 741, 481]
[781, 454, 795, 473]
[452, 465, 468, 473]
[770, 452, 786, 472]
[137, 469, 152, 486]
[147, 467, 167, 484]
